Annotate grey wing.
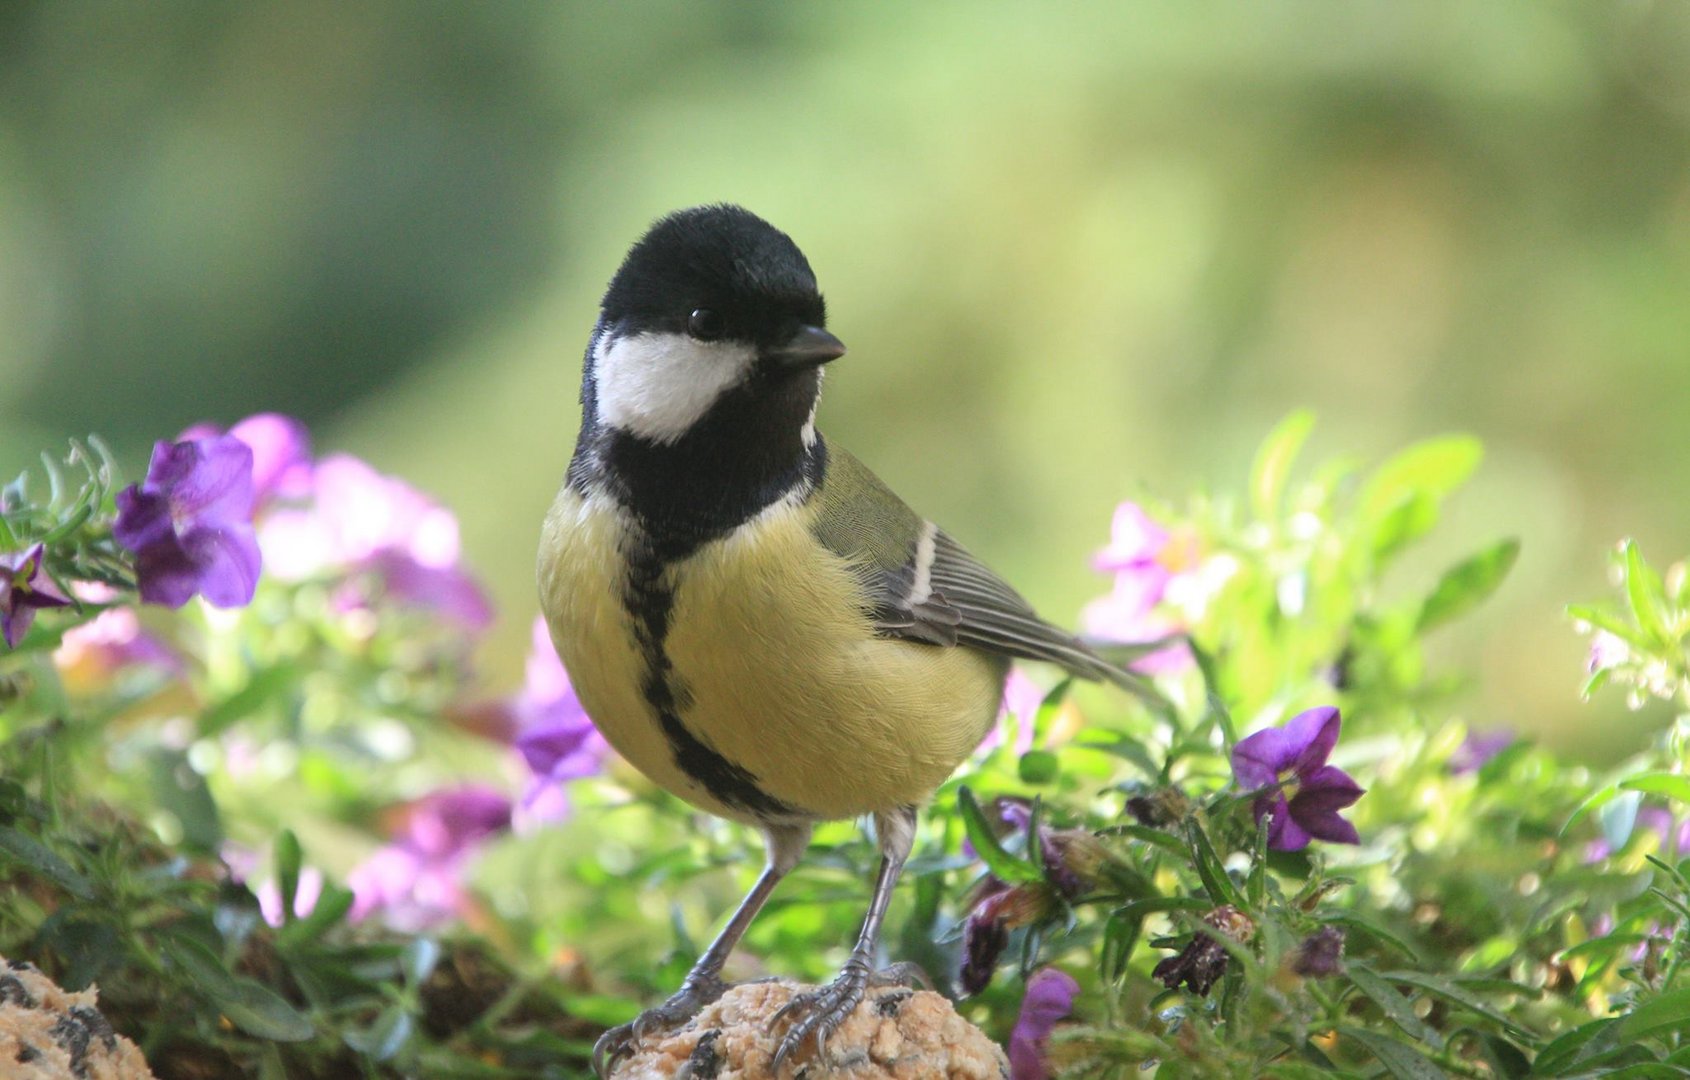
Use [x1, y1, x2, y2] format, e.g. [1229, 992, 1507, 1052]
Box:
[807, 445, 1157, 700]
[910, 528, 1150, 694]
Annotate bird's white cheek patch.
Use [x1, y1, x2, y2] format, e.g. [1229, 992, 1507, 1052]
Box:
[594, 331, 755, 444]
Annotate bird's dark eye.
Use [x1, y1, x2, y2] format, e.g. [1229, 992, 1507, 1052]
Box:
[686, 308, 725, 341]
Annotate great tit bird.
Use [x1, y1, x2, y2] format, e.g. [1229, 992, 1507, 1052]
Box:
[540, 205, 1147, 1075]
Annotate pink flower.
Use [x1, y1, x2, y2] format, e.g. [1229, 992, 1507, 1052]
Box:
[1231, 707, 1363, 851]
[257, 867, 323, 928]
[113, 436, 261, 609]
[1092, 503, 1172, 579]
[258, 453, 491, 628]
[1008, 968, 1080, 1080]
[222, 843, 323, 928]
[53, 606, 177, 685]
[1082, 502, 1192, 673]
[511, 617, 607, 831]
[348, 785, 512, 931]
[978, 667, 1045, 755]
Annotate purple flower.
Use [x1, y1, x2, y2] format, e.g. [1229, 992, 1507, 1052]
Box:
[1231, 706, 1363, 851]
[959, 801, 1110, 995]
[1008, 967, 1080, 1080]
[1291, 925, 1345, 978]
[511, 616, 607, 830]
[348, 785, 512, 931]
[114, 436, 261, 609]
[1449, 729, 1514, 775]
[0, 543, 71, 647]
[181, 413, 312, 507]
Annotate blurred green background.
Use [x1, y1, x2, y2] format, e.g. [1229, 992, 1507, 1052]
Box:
[4, 2, 1687, 756]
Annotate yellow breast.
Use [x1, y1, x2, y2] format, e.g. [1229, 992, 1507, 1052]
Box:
[537, 487, 1004, 824]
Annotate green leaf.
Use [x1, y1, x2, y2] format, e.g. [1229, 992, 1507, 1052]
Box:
[1077, 736, 1161, 779]
[274, 830, 302, 924]
[1018, 749, 1059, 785]
[1358, 435, 1483, 521]
[1532, 1018, 1620, 1075]
[1620, 773, 1690, 807]
[39, 497, 94, 544]
[0, 825, 94, 899]
[218, 979, 316, 1043]
[1250, 409, 1315, 520]
[1615, 986, 1690, 1043]
[1183, 818, 1243, 908]
[1368, 491, 1437, 562]
[1318, 912, 1419, 964]
[345, 1005, 414, 1062]
[164, 936, 313, 1042]
[956, 787, 1040, 884]
[146, 748, 223, 853]
[1356, 435, 1482, 560]
[401, 938, 441, 986]
[1101, 909, 1143, 983]
[1417, 538, 1519, 633]
[1565, 603, 1650, 649]
[1600, 790, 1644, 853]
[1346, 962, 1442, 1048]
[1383, 970, 1536, 1041]
[1621, 540, 1672, 646]
[278, 884, 354, 948]
[1114, 895, 1213, 920]
[1338, 1026, 1447, 1080]
[1561, 782, 1623, 839]
[1467, 1029, 1531, 1079]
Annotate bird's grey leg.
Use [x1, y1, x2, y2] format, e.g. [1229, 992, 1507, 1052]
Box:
[770, 805, 920, 1073]
[594, 821, 812, 1078]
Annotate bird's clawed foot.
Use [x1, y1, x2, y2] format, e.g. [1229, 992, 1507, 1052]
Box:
[768, 961, 929, 1074]
[592, 973, 730, 1078]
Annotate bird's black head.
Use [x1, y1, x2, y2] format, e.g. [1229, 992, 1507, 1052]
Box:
[571, 206, 843, 544]
[602, 204, 830, 348]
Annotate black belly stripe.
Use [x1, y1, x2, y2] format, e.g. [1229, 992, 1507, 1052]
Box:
[622, 537, 797, 819]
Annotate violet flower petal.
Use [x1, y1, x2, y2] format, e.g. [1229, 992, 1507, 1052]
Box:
[1231, 727, 1295, 789]
[1295, 765, 1365, 813]
[131, 534, 209, 608]
[148, 438, 255, 525]
[1270, 807, 1313, 851]
[1292, 805, 1360, 846]
[1282, 706, 1341, 775]
[180, 525, 262, 608]
[1008, 967, 1081, 1080]
[112, 487, 176, 552]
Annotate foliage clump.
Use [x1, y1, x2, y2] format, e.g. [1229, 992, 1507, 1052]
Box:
[2, 412, 1687, 1077]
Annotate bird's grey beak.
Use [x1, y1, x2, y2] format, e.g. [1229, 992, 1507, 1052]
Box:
[767, 325, 846, 370]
